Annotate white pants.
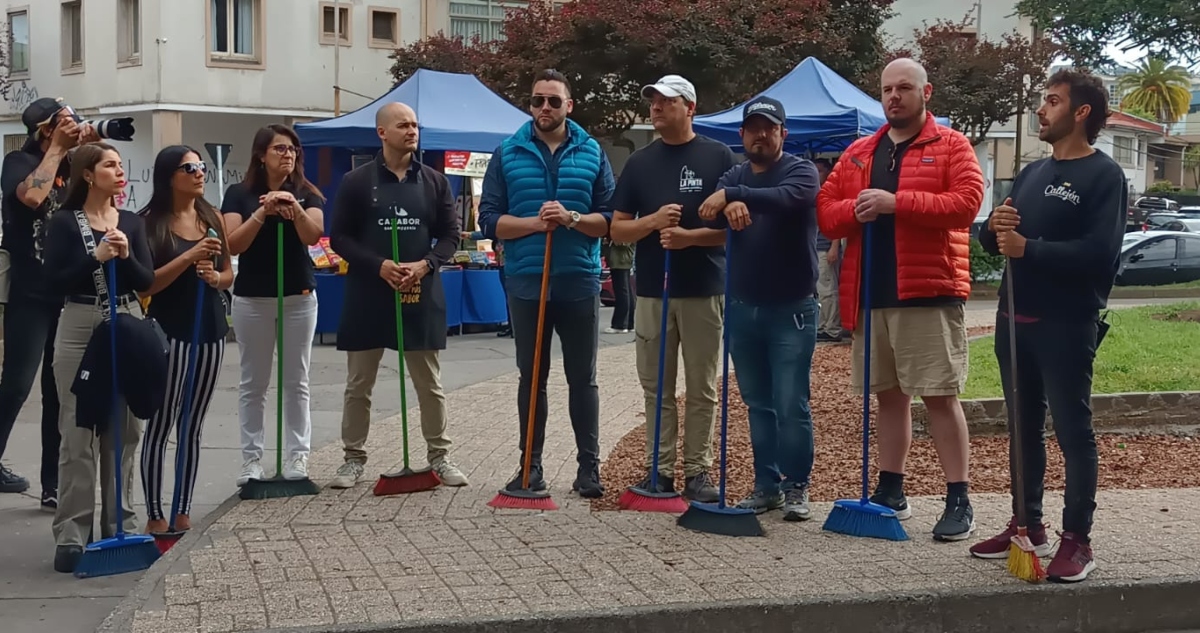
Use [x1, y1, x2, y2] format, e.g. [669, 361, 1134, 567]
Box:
[231, 293, 317, 463]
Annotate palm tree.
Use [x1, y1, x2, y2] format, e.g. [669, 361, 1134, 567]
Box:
[1117, 56, 1193, 123]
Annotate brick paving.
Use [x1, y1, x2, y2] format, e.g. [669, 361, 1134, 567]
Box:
[121, 331, 1200, 633]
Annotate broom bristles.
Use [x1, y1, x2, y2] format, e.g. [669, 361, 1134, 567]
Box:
[73, 536, 161, 579]
[373, 468, 441, 496]
[487, 491, 558, 511]
[618, 488, 689, 513]
[1007, 535, 1048, 582]
[238, 476, 320, 500]
[152, 531, 185, 555]
[822, 499, 909, 541]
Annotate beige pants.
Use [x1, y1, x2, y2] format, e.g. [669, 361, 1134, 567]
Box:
[634, 295, 723, 478]
[52, 301, 143, 548]
[817, 250, 841, 336]
[341, 348, 452, 464]
[850, 304, 969, 397]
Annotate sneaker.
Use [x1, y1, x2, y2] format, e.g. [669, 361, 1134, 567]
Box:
[816, 332, 842, 343]
[683, 472, 718, 503]
[572, 463, 604, 499]
[329, 461, 364, 489]
[236, 458, 264, 486]
[504, 464, 547, 492]
[0, 464, 30, 493]
[431, 458, 469, 486]
[969, 517, 1052, 559]
[282, 455, 309, 481]
[932, 496, 975, 542]
[633, 470, 676, 494]
[735, 489, 785, 514]
[783, 484, 812, 522]
[868, 487, 911, 520]
[40, 489, 58, 512]
[1047, 532, 1096, 583]
[604, 327, 622, 334]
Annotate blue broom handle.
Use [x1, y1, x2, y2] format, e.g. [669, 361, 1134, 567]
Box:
[106, 257, 126, 539]
[168, 275, 206, 528]
[718, 228, 732, 509]
[649, 250, 670, 491]
[860, 223, 873, 503]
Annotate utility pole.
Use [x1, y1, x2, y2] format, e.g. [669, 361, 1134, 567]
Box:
[333, 0, 342, 116]
[1013, 74, 1028, 177]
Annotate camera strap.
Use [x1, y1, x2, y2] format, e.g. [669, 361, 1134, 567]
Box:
[73, 209, 112, 320]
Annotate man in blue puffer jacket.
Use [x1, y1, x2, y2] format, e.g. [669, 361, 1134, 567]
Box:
[478, 69, 616, 498]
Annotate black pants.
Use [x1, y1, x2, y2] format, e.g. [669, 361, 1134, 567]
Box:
[995, 312, 1099, 538]
[510, 294, 600, 468]
[498, 265, 511, 327]
[0, 297, 61, 492]
[609, 268, 634, 330]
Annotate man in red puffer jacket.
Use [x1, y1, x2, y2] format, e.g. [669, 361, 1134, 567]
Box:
[817, 58, 984, 543]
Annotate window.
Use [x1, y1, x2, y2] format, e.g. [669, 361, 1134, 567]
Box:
[369, 7, 399, 48]
[3, 134, 25, 155]
[449, 0, 528, 42]
[118, 0, 140, 64]
[1134, 238, 1177, 262]
[61, 0, 83, 72]
[1113, 136, 1136, 166]
[6, 9, 29, 76]
[319, 2, 350, 45]
[209, 0, 263, 66]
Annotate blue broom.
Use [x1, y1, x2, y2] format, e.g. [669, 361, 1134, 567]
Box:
[821, 222, 908, 541]
[75, 256, 162, 578]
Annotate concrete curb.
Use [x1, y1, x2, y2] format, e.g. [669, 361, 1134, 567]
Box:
[970, 287, 1200, 300]
[914, 391, 1200, 437]
[224, 575, 1200, 633]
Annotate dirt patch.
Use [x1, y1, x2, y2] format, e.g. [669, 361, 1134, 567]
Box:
[594, 339, 1200, 511]
[1153, 309, 1200, 324]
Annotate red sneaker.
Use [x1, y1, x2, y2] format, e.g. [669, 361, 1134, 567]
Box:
[968, 517, 1052, 560]
[1047, 532, 1096, 583]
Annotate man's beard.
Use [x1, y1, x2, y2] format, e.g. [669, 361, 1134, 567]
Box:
[885, 107, 923, 130]
[535, 115, 564, 132]
[1038, 118, 1073, 144]
[745, 145, 778, 164]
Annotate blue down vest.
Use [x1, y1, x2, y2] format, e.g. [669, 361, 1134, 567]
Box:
[498, 119, 603, 278]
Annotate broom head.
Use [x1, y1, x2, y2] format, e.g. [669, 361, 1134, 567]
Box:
[822, 498, 909, 541]
[374, 466, 441, 496]
[238, 475, 320, 500]
[677, 501, 764, 537]
[73, 533, 161, 579]
[487, 486, 558, 511]
[1007, 530, 1048, 583]
[618, 485, 689, 514]
[151, 529, 186, 555]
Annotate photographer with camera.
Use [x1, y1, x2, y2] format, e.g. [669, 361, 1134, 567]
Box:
[0, 97, 99, 508]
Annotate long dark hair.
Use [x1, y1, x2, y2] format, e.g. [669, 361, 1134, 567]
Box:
[241, 124, 324, 203]
[61, 142, 119, 211]
[139, 145, 230, 266]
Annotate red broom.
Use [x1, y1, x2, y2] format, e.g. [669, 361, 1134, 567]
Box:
[488, 230, 557, 511]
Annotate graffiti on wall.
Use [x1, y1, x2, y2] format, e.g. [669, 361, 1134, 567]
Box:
[113, 157, 246, 210]
[1, 80, 40, 114]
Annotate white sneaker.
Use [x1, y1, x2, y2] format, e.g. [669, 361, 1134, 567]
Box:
[603, 327, 621, 334]
[431, 458, 469, 486]
[329, 461, 364, 489]
[237, 458, 264, 487]
[282, 455, 309, 481]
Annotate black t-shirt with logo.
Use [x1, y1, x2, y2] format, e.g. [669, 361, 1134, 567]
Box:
[1, 144, 70, 304]
[611, 135, 737, 298]
[220, 181, 324, 298]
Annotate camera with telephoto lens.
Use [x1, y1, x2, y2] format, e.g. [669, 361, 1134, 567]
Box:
[60, 105, 136, 142]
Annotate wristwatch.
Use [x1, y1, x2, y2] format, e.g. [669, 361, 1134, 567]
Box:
[568, 211, 581, 229]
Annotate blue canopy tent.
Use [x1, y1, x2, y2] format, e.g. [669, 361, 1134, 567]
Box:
[692, 57, 950, 154]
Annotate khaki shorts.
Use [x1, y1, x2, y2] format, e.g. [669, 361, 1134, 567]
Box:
[850, 304, 968, 397]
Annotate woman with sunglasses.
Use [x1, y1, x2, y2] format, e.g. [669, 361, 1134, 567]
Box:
[137, 146, 231, 534]
[222, 125, 325, 486]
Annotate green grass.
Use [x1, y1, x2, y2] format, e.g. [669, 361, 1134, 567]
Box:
[962, 302, 1200, 399]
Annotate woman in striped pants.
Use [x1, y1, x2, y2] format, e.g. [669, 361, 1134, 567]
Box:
[138, 145, 232, 534]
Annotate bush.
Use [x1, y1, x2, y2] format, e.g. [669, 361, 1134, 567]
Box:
[969, 237, 1004, 283]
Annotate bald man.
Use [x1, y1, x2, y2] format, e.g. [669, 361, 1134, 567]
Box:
[817, 58, 984, 541]
[328, 102, 469, 489]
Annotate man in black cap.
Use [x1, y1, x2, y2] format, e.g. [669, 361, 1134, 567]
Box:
[0, 97, 96, 506]
[698, 96, 822, 522]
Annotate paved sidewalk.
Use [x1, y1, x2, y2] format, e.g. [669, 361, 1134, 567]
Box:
[107, 339, 1200, 633]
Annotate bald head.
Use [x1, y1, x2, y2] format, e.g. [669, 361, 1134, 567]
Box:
[880, 58, 932, 132]
[376, 102, 416, 128]
[882, 58, 928, 88]
[376, 102, 420, 155]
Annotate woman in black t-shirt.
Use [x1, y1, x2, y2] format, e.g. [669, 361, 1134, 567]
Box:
[221, 125, 325, 486]
[41, 142, 155, 573]
[138, 145, 232, 535]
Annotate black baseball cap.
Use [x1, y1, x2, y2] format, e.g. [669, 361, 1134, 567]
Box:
[22, 97, 66, 137]
[742, 96, 786, 125]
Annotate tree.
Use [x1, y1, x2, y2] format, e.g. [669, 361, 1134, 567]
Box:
[902, 17, 1061, 145]
[1116, 56, 1193, 123]
[1014, 0, 1200, 68]
[1184, 144, 1200, 191]
[1118, 103, 1159, 121]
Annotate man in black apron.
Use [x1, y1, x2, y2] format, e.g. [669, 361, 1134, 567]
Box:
[328, 102, 467, 489]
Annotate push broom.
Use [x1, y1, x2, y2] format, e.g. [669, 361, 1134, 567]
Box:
[240, 222, 319, 499]
[75, 257, 162, 578]
[677, 227, 763, 536]
[154, 228, 219, 554]
[488, 230, 557, 511]
[822, 222, 908, 541]
[1002, 257, 1046, 582]
[619, 250, 688, 513]
[374, 212, 441, 495]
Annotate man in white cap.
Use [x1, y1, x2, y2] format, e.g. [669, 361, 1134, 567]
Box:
[609, 75, 736, 503]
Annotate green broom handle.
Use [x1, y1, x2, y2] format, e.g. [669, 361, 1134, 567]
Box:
[392, 220, 410, 469]
[276, 221, 284, 474]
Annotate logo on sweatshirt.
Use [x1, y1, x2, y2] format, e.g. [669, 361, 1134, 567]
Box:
[1044, 184, 1081, 205]
[679, 166, 704, 193]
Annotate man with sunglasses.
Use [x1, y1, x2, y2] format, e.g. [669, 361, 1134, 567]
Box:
[477, 69, 616, 498]
[0, 98, 97, 507]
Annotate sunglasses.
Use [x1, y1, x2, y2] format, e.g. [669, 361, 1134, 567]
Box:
[271, 144, 299, 156]
[178, 161, 207, 175]
[529, 95, 564, 110]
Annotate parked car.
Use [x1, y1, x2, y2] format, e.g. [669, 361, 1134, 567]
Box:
[1115, 230, 1200, 286]
[1144, 213, 1200, 232]
[598, 259, 634, 307]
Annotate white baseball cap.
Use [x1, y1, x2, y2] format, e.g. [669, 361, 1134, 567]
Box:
[641, 75, 697, 104]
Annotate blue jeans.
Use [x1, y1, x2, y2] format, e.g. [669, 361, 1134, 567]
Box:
[727, 297, 818, 495]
